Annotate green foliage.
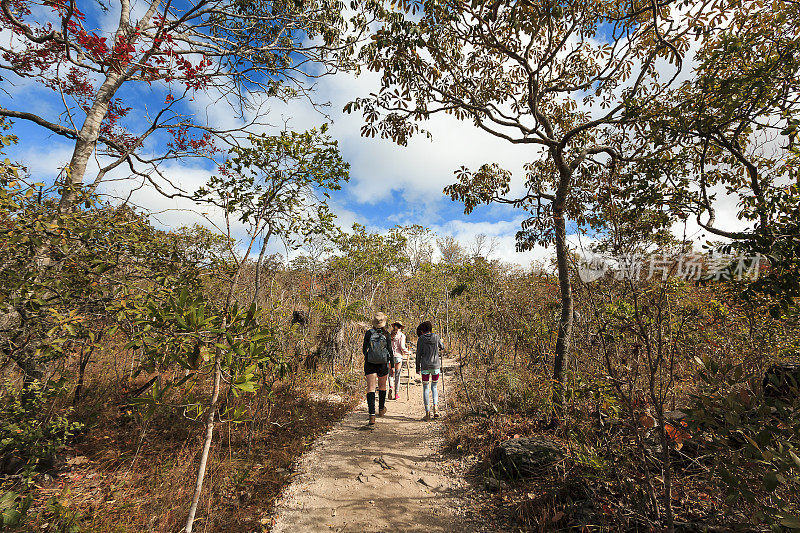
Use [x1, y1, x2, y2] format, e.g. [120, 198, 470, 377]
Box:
[172, 223, 236, 272]
[564, 373, 622, 421]
[603, 300, 635, 321]
[331, 223, 409, 280]
[195, 126, 349, 251]
[0, 166, 203, 385]
[687, 357, 800, 528]
[478, 366, 551, 416]
[37, 496, 85, 533]
[403, 261, 450, 323]
[0, 119, 18, 184]
[626, 0, 800, 312]
[0, 380, 83, 476]
[313, 295, 366, 325]
[729, 178, 800, 315]
[0, 491, 31, 528]
[119, 277, 287, 420]
[349, 0, 692, 253]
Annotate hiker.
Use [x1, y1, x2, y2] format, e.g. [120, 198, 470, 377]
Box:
[363, 312, 394, 425]
[389, 321, 410, 400]
[415, 320, 445, 421]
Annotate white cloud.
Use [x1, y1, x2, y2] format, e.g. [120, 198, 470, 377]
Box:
[670, 184, 751, 249]
[264, 69, 537, 209]
[427, 218, 550, 267]
[16, 142, 73, 178]
[3, 3, 753, 274]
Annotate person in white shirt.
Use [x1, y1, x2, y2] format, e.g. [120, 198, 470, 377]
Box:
[389, 321, 410, 400]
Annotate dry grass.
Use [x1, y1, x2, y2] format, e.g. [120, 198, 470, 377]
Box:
[438, 282, 800, 531]
[442, 359, 797, 532]
[2, 343, 359, 533]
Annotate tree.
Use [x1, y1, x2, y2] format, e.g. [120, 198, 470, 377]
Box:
[469, 233, 497, 260]
[312, 294, 366, 371]
[437, 235, 465, 266]
[401, 224, 434, 274]
[122, 280, 283, 533]
[166, 125, 347, 532]
[631, 0, 800, 315]
[195, 124, 349, 304]
[349, 0, 697, 414]
[0, 124, 203, 391]
[0, 0, 362, 210]
[329, 223, 408, 307]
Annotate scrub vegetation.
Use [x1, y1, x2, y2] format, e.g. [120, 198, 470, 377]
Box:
[1, 0, 799, 531]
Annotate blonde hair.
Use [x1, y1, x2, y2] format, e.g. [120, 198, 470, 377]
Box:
[372, 312, 387, 328]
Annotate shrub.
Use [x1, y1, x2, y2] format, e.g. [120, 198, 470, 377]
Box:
[0, 491, 31, 528]
[686, 358, 800, 529]
[0, 380, 84, 476]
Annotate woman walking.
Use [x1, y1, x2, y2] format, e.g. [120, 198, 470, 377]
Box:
[363, 312, 394, 425]
[415, 321, 445, 421]
[388, 321, 410, 400]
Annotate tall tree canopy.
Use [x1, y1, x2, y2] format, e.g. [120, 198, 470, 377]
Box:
[0, 0, 364, 209]
[349, 0, 701, 410]
[632, 0, 800, 312]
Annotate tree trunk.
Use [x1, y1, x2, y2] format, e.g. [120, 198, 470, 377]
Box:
[655, 408, 675, 531]
[445, 287, 450, 346]
[59, 0, 133, 210]
[185, 357, 222, 533]
[7, 350, 44, 385]
[551, 209, 574, 418]
[60, 89, 114, 208]
[58, 0, 160, 210]
[251, 228, 273, 305]
[331, 321, 345, 373]
[73, 346, 92, 405]
[634, 416, 662, 521]
[6, 345, 46, 402]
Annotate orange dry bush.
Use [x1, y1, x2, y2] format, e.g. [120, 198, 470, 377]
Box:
[664, 422, 690, 450]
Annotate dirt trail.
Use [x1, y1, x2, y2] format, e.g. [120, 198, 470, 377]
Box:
[271, 358, 471, 532]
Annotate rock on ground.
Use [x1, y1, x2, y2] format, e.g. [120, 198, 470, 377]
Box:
[493, 436, 565, 479]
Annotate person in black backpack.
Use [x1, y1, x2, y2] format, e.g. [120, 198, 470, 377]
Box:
[363, 312, 394, 425]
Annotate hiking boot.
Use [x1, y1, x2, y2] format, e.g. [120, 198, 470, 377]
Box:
[368, 415, 376, 425]
[387, 388, 393, 398]
[433, 408, 439, 419]
[394, 393, 399, 400]
[422, 412, 431, 422]
[378, 407, 387, 417]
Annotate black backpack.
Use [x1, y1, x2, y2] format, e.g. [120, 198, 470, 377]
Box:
[366, 329, 390, 364]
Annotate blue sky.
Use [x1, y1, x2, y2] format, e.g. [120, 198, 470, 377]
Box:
[0, 0, 555, 266]
[2, 1, 743, 266]
[5, 76, 553, 265]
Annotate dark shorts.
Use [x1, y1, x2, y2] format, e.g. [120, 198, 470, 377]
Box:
[364, 362, 389, 377]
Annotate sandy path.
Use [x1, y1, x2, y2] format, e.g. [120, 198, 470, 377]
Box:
[271, 358, 470, 533]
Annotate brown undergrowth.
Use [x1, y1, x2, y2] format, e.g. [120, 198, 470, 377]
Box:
[444, 359, 800, 532]
[3, 350, 359, 533]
